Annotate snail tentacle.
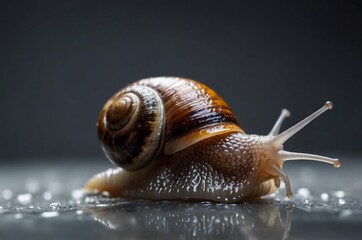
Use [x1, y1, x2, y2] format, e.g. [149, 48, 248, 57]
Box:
[268, 109, 290, 136]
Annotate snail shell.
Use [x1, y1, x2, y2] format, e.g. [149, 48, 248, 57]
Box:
[97, 77, 242, 171]
[87, 77, 340, 202]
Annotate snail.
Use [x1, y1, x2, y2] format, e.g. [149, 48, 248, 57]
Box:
[85, 77, 340, 202]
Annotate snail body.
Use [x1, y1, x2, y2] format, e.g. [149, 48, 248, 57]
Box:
[86, 77, 340, 202]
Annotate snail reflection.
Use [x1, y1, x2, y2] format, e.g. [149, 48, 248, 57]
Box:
[87, 201, 292, 240]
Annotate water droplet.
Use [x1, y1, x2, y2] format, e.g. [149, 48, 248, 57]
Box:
[320, 193, 329, 201]
[76, 210, 84, 215]
[47, 182, 62, 194]
[340, 209, 353, 217]
[2, 189, 13, 200]
[14, 213, 23, 219]
[297, 188, 311, 198]
[43, 191, 53, 201]
[101, 191, 110, 197]
[17, 193, 32, 205]
[49, 202, 61, 210]
[333, 190, 345, 198]
[71, 189, 84, 200]
[25, 179, 40, 193]
[41, 212, 59, 218]
[338, 199, 346, 205]
[95, 203, 110, 208]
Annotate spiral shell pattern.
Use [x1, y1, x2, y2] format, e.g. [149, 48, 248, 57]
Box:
[97, 85, 165, 171]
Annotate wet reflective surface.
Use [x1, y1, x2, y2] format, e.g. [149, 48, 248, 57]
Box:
[0, 154, 361, 239]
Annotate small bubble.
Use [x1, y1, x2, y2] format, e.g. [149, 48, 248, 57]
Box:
[2, 189, 13, 200]
[320, 193, 329, 201]
[49, 202, 61, 210]
[297, 188, 311, 198]
[43, 191, 53, 201]
[17, 193, 32, 205]
[41, 212, 59, 218]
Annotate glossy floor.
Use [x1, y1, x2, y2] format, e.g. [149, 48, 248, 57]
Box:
[0, 154, 361, 240]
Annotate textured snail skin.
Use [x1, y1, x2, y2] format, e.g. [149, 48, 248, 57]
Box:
[86, 77, 340, 203]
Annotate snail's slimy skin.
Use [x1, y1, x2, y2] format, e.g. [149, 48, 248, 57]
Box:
[87, 133, 279, 202]
[86, 77, 340, 202]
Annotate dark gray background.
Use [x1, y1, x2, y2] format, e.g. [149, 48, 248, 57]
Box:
[0, 0, 361, 162]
